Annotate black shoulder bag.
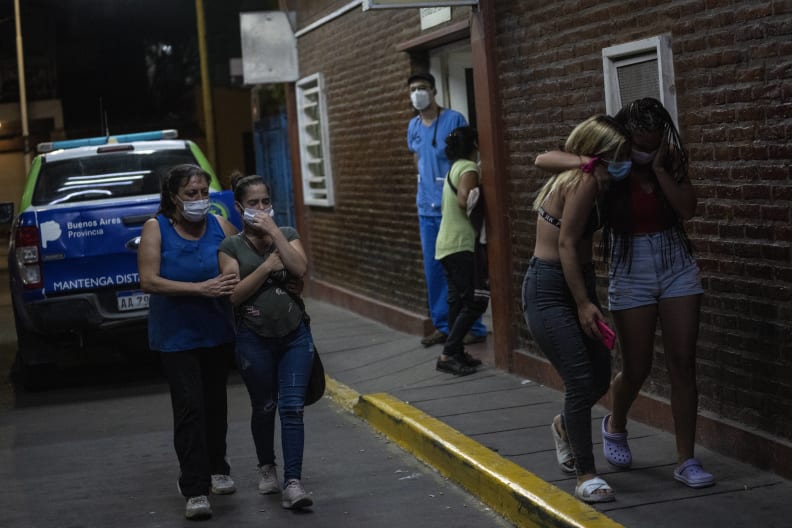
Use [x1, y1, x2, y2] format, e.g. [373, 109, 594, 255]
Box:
[283, 287, 326, 406]
[446, 172, 490, 311]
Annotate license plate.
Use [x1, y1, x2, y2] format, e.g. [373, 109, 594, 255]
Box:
[117, 290, 150, 312]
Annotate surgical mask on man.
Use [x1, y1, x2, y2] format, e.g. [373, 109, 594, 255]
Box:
[181, 199, 211, 222]
[607, 160, 632, 181]
[410, 89, 431, 111]
[631, 148, 658, 165]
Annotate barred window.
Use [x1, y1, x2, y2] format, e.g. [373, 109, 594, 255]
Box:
[296, 73, 334, 207]
[602, 34, 678, 127]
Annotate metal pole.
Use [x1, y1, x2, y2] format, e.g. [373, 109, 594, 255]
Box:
[14, 0, 31, 172]
[195, 0, 216, 169]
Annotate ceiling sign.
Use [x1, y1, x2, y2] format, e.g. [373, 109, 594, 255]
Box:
[240, 12, 299, 84]
[420, 7, 451, 29]
[363, 0, 478, 9]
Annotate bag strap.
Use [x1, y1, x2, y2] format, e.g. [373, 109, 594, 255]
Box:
[446, 163, 481, 195]
[445, 170, 458, 194]
[283, 286, 310, 325]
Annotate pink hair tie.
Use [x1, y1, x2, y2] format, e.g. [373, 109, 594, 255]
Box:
[580, 156, 599, 173]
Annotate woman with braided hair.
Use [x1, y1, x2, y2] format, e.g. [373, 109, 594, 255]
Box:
[535, 98, 714, 489]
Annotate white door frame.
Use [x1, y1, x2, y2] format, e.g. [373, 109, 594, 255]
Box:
[429, 41, 472, 123]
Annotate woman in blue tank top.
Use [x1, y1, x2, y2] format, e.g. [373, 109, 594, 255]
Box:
[138, 164, 238, 520]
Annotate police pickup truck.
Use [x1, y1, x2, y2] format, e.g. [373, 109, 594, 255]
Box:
[8, 130, 240, 388]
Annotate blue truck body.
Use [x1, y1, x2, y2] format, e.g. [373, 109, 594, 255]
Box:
[8, 131, 240, 387]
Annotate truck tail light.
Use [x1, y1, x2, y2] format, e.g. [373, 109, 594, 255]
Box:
[15, 226, 43, 288]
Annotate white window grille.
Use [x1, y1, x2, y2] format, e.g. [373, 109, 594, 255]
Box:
[602, 34, 678, 126]
[296, 73, 334, 207]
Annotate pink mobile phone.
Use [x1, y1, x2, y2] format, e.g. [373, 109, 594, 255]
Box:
[596, 319, 616, 349]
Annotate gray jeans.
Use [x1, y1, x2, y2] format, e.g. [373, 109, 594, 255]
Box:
[522, 256, 611, 476]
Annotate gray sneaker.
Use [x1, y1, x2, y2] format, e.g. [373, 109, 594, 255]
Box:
[258, 464, 280, 494]
[281, 478, 313, 509]
[185, 495, 212, 520]
[210, 474, 236, 495]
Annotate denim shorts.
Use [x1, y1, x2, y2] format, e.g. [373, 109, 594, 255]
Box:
[608, 230, 703, 311]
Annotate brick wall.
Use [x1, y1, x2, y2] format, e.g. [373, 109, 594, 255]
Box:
[291, 1, 792, 447]
[494, 1, 792, 441]
[295, 6, 439, 317]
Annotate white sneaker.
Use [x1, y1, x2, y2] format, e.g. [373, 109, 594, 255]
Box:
[258, 464, 280, 494]
[185, 495, 212, 520]
[210, 474, 236, 495]
[281, 478, 313, 509]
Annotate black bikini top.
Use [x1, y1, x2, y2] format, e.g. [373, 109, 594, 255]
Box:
[538, 202, 602, 237]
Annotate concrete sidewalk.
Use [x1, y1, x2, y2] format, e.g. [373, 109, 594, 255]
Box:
[306, 298, 792, 528]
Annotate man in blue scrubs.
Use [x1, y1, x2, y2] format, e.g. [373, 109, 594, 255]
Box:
[406, 72, 487, 347]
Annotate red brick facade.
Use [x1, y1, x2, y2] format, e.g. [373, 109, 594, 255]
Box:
[285, 1, 792, 476]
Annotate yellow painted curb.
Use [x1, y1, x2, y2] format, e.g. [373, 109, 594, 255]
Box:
[324, 375, 624, 528]
[324, 375, 360, 412]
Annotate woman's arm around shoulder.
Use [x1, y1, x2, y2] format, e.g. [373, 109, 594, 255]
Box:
[535, 150, 592, 172]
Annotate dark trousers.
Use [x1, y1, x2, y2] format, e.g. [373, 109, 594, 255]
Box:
[440, 251, 488, 358]
[522, 257, 611, 476]
[160, 344, 232, 497]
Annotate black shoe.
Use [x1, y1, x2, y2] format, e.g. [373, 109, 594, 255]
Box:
[462, 351, 482, 367]
[463, 332, 487, 345]
[436, 355, 477, 376]
[421, 330, 448, 347]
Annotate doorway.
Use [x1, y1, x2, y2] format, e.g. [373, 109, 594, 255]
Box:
[429, 42, 475, 128]
[428, 41, 493, 342]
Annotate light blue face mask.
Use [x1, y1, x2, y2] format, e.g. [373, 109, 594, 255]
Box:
[607, 160, 632, 181]
[242, 206, 274, 224]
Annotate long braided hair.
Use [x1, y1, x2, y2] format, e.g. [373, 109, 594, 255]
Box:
[602, 98, 694, 272]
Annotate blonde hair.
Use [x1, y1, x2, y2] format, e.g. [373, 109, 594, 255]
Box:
[533, 115, 629, 210]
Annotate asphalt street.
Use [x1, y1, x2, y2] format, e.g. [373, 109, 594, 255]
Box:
[0, 281, 511, 527]
[3, 273, 791, 528]
[0, 368, 512, 528]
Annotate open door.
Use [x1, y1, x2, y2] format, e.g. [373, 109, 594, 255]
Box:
[429, 42, 475, 127]
[428, 40, 493, 343]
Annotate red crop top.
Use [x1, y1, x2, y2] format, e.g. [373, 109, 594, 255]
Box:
[630, 178, 671, 234]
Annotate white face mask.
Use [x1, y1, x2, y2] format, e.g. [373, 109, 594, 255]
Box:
[180, 198, 210, 222]
[242, 206, 274, 225]
[410, 89, 431, 111]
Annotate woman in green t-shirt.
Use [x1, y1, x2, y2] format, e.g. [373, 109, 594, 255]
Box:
[434, 127, 488, 376]
[218, 174, 314, 510]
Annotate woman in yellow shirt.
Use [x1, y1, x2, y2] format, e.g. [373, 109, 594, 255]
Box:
[434, 127, 488, 376]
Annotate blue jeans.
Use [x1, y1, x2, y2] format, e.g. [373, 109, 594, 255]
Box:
[235, 322, 314, 482]
[522, 257, 611, 476]
[419, 214, 487, 336]
[608, 230, 704, 310]
[160, 345, 232, 497]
